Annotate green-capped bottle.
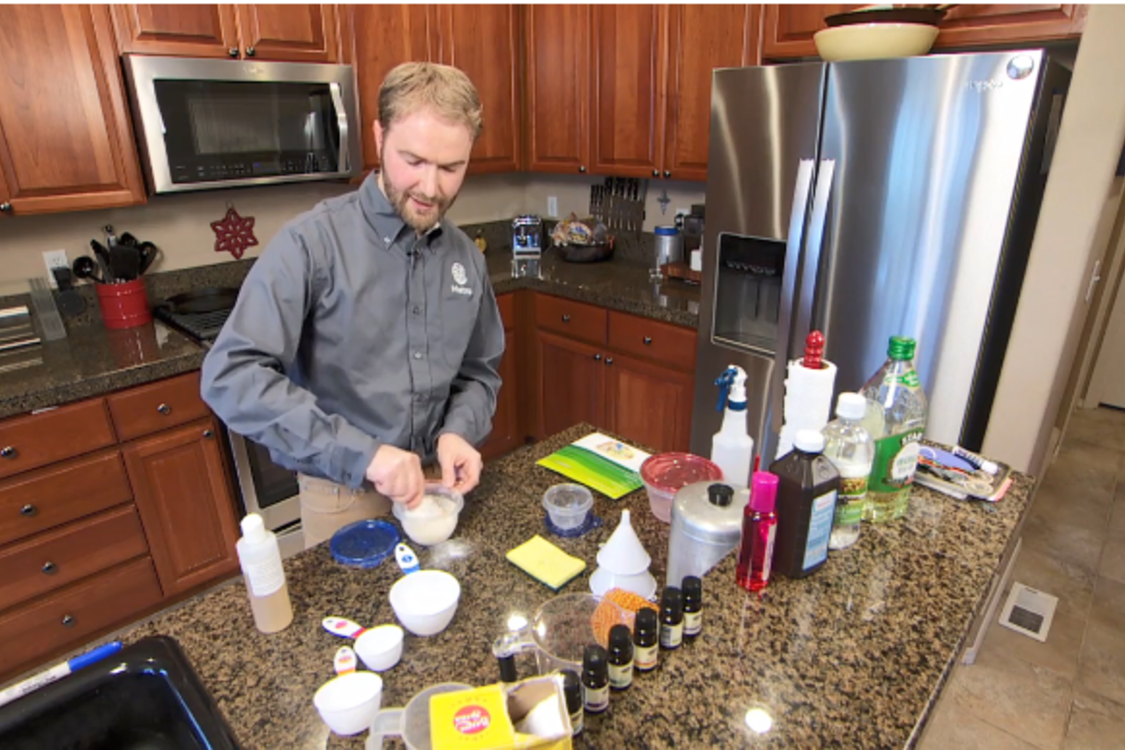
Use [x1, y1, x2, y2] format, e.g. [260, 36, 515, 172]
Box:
[860, 336, 927, 523]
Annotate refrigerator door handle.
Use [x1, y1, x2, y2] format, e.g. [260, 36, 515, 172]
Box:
[765, 158, 816, 463]
[794, 159, 836, 345]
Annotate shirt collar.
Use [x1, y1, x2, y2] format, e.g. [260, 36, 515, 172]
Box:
[359, 172, 444, 250]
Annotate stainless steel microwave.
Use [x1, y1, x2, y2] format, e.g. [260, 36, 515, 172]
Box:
[122, 54, 360, 194]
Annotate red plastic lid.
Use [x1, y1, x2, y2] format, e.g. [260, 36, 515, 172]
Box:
[640, 453, 723, 493]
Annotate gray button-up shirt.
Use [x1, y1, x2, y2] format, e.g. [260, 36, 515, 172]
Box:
[200, 173, 504, 489]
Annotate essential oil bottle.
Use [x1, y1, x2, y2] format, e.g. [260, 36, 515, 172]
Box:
[682, 576, 703, 639]
[634, 608, 659, 672]
[582, 644, 609, 713]
[659, 587, 684, 650]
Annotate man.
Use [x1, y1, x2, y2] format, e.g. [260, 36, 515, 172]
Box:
[201, 63, 504, 548]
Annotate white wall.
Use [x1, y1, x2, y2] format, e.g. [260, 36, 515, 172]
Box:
[983, 4, 1125, 475]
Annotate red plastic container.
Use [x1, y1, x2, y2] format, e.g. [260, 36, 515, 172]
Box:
[96, 278, 152, 330]
[639, 453, 723, 524]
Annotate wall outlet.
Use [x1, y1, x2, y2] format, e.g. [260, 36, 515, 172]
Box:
[42, 250, 69, 289]
[547, 195, 558, 218]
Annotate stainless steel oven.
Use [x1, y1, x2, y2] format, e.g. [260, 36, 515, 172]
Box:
[227, 430, 305, 559]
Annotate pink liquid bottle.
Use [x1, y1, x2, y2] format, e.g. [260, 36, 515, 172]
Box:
[736, 471, 779, 593]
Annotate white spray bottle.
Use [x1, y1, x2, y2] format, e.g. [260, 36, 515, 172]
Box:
[711, 365, 754, 487]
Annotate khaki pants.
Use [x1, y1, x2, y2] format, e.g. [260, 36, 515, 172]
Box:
[298, 466, 441, 549]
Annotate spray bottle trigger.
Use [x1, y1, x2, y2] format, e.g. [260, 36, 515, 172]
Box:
[715, 367, 735, 412]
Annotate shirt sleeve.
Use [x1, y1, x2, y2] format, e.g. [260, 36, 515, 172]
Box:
[438, 273, 505, 448]
[200, 227, 381, 489]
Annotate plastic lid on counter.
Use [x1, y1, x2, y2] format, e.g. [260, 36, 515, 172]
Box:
[330, 519, 401, 568]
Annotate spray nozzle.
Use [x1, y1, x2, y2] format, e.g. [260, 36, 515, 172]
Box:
[714, 365, 748, 412]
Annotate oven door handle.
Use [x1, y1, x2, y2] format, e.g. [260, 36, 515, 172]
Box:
[330, 82, 350, 174]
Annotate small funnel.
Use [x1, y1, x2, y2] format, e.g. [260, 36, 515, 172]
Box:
[596, 510, 651, 576]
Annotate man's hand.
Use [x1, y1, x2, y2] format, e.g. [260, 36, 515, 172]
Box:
[437, 433, 482, 494]
[365, 445, 425, 509]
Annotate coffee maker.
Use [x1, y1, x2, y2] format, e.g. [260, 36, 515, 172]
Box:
[511, 215, 542, 278]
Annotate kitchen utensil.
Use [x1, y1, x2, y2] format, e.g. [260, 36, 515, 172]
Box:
[825, 5, 952, 27]
[27, 278, 67, 341]
[666, 481, 749, 586]
[323, 616, 369, 639]
[639, 453, 724, 524]
[554, 237, 615, 263]
[137, 242, 161, 275]
[314, 671, 383, 736]
[492, 594, 627, 679]
[589, 567, 657, 600]
[104, 225, 118, 249]
[109, 243, 141, 282]
[542, 484, 593, 531]
[813, 23, 939, 62]
[158, 287, 240, 315]
[354, 625, 404, 672]
[595, 509, 651, 576]
[72, 256, 104, 284]
[90, 240, 113, 281]
[391, 482, 463, 546]
[388, 543, 460, 636]
[328, 519, 400, 568]
[366, 682, 473, 750]
[334, 646, 358, 675]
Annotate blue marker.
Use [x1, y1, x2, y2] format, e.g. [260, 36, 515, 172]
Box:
[0, 641, 122, 708]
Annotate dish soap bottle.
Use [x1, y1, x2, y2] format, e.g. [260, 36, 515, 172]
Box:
[860, 336, 927, 523]
[823, 393, 875, 550]
[711, 365, 754, 487]
[768, 430, 840, 579]
[236, 513, 293, 634]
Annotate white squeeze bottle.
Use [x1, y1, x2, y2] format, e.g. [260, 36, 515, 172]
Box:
[236, 513, 294, 634]
[711, 365, 754, 487]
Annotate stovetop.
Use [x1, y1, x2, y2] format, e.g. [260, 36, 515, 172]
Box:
[153, 307, 231, 346]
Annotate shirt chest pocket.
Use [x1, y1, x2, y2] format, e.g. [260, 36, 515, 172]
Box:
[440, 289, 477, 369]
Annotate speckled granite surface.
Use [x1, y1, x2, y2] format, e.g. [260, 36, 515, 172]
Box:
[96, 424, 1031, 749]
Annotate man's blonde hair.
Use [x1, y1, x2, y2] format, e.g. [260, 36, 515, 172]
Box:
[378, 62, 483, 140]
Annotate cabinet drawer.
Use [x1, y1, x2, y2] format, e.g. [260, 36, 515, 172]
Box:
[0, 556, 162, 677]
[535, 295, 607, 345]
[498, 293, 515, 332]
[0, 450, 132, 547]
[106, 371, 209, 442]
[0, 504, 148, 612]
[0, 399, 115, 480]
[608, 311, 697, 370]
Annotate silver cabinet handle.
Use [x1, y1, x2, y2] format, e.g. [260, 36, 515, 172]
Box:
[42, 561, 57, 575]
[605, 357, 613, 365]
[156, 403, 171, 415]
[1, 446, 15, 459]
[593, 353, 601, 361]
[793, 159, 836, 351]
[62, 614, 75, 627]
[579, 166, 586, 173]
[20, 504, 36, 517]
[0, 202, 12, 213]
[245, 46, 255, 57]
[203, 429, 214, 439]
[561, 314, 570, 323]
[643, 336, 652, 345]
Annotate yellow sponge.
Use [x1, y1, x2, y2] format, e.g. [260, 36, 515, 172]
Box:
[506, 535, 586, 590]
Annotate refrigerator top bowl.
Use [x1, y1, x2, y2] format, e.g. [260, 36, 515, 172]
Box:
[813, 23, 939, 62]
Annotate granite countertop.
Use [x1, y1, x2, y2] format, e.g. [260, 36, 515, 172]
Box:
[106, 424, 1031, 749]
[0, 251, 698, 420]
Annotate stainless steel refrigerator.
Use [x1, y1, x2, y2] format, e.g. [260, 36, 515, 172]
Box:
[690, 50, 1069, 464]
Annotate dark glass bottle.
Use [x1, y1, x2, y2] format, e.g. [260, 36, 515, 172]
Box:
[659, 587, 684, 650]
[682, 576, 702, 639]
[768, 430, 841, 578]
[607, 624, 634, 690]
[634, 608, 659, 672]
[562, 669, 583, 735]
[582, 644, 609, 713]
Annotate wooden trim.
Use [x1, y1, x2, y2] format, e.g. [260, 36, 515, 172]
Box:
[743, 5, 764, 66]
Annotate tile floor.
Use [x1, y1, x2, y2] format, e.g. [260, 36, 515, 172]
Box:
[919, 406, 1125, 749]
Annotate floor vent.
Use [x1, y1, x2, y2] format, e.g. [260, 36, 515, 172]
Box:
[998, 582, 1058, 642]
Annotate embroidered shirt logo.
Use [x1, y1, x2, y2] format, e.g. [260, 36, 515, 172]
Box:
[450, 261, 472, 296]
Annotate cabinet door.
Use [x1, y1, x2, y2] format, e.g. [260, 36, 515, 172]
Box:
[0, 5, 145, 215]
[536, 331, 604, 438]
[526, 4, 590, 174]
[123, 417, 240, 597]
[235, 4, 339, 62]
[436, 5, 522, 174]
[664, 5, 760, 182]
[343, 5, 433, 173]
[761, 5, 858, 60]
[603, 352, 694, 454]
[935, 4, 1087, 47]
[482, 330, 519, 461]
[111, 4, 239, 58]
[590, 4, 668, 178]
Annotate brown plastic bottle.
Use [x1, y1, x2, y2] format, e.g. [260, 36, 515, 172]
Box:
[768, 429, 841, 579]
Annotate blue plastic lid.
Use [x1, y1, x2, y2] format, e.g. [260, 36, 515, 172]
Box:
[330, 519, 400, 568]
[654, 225, 679, 236]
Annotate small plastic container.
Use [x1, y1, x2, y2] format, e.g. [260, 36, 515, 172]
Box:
[392, 483, 464, 546]
[542, 484, 594, 531]
[639, 453, 723, 523]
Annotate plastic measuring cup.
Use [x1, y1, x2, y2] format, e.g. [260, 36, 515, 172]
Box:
[366, 682, 473, 750]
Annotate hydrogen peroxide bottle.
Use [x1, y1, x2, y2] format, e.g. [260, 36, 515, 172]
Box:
[768, 430, 840, 579]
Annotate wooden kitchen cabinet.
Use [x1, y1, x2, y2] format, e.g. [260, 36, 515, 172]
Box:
[761, 4, 857, 60]
[435, 5, 523, 174]
[663, 5, 762, 181]
[123, 417, 241, 597]
[343, 5, 433, 173]
[112, 4, 339, 61]
[603, 352, 694, 454]
[0, 5, 146, 216]
[536, 331, 605, 439]
[481, 293, 524, 461]
[525, 4, 591, 174]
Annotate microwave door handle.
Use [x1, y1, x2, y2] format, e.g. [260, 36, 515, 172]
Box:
[765, 158, 816, 464]
[329, 82, 350, 173]
[793, 159, 836, 347]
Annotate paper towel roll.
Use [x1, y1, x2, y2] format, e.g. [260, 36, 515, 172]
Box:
[776, 358, 838, 458]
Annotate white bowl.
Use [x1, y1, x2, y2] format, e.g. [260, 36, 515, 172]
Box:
[389, 570, 461, 636]
[354, 624, 404, 671]
[313, 671, 383, 736]
[813, 23, 939, 62]
[589, 567, 657, 600]
[392, 483, 464, 546]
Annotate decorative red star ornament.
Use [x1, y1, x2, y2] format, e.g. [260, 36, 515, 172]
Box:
[211, 206, 259, 259]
